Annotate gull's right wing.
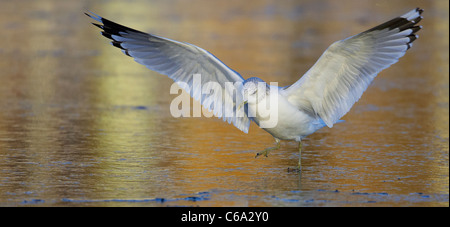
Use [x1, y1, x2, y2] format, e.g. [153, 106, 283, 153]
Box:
[86, 12, 250, 133]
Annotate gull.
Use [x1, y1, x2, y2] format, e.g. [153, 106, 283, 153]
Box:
[86, 8, 423, 171]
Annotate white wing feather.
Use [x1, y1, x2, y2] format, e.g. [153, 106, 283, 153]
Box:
[282, 8, 423, 128]
[86, 12, 250, 133]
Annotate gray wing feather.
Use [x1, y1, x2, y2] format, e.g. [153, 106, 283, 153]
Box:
[87, 12, 250, 133]
[282, 8, 423, 128]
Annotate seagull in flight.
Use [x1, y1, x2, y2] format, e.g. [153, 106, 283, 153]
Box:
[86, 8, 423, 171]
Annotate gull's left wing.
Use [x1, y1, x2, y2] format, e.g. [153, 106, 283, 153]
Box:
[282, 8, 423, 128]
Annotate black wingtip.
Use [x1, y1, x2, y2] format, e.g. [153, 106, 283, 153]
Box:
[406, 43, 412, 50]
[407, 34, 418, 43]
[411, 25, 422, 33]
[416, 8, 424, 14]
[413, 16, 423, 24]
[366, 7, 424, 34]
[85, 11, 103, 23]
[92, 23, 103, 29]
[101, 31, 113, 40]
[111, 41, 123, 49]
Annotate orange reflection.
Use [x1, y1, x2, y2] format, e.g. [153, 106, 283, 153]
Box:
[0, 0, 447, 206]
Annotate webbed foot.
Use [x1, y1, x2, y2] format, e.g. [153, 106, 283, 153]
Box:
[255, 139, 280, 158]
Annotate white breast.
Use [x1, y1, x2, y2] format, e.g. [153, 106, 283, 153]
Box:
[247, 91, 326, 141]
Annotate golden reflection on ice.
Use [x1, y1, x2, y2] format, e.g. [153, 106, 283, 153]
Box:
[0, 0, 447, 206]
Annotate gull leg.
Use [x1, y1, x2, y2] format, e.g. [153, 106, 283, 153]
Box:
[288, 141, 303, 172]
[298, 141, 302, 171]
[256, 138, 280, 158]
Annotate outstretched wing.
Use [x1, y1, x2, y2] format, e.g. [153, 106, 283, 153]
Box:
[282, 8, 423, 127]
[86, 12, 250, 133]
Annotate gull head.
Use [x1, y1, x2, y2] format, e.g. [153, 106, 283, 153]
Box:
[238, 77, 270, 111]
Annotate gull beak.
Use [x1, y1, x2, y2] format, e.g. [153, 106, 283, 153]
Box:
[237, 100, 248, 112]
